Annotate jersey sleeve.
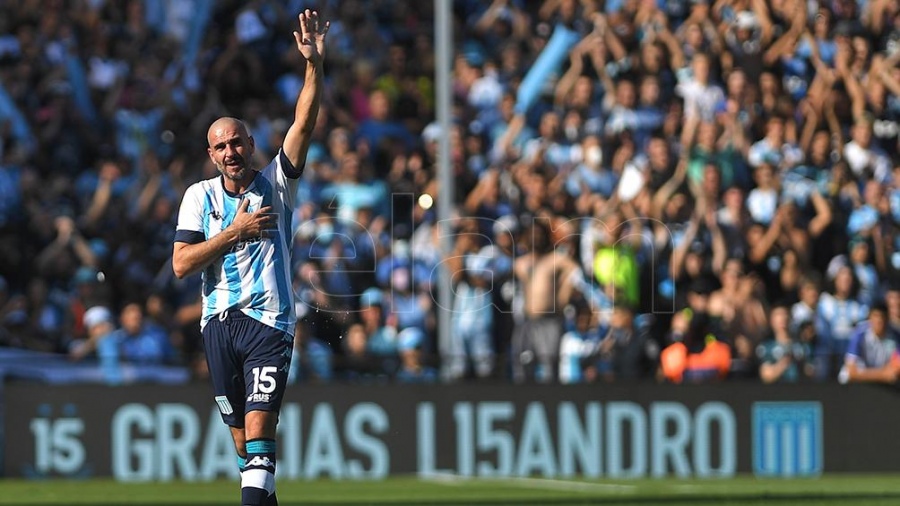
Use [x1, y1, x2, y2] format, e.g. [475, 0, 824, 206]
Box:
[261, 149, 300, 209]
[279, 148, 304, 179]
[174, 183, 206, 244]
[844, 327, 866, 365]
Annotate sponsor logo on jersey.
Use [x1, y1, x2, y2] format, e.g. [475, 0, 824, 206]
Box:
[247, 393, 271, 403]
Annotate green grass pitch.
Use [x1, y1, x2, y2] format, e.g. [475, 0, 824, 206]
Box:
[1, 474, 899, 505]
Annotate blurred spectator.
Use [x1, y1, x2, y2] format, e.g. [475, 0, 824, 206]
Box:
[356, 287, 398, 377]
[746, 163, 779, 224]
[660, 325, 732, 384]
[485, 219, 518, 369]
[288, 320, 333, 384]
[558, 303, 602, 384]
[590, 207, 643, 309]
[588, 304, 658, 382]
[384, 264, 431, 334]
[816, 265, 869, 377]
[838, 304, 900, 384]
[847, 237, 879, 307]
[447, 253, 495, 381]
[792, 275, 823, 331]
[747, 116, 803, 171]
[565, 134, 617, 199]
[847, 180, 885, 237]
[758, 303, 815, 383]
[68, 305, 115, 362]
[395, 326, 438, 383]
[708, 259, 768, 375]
[844, 116, 891, 183]
[512, 220, 579, 383]
[319, 152, 390, 224]
[95, 302, 175, 384]
[660, 277, 732, 383]
[354, 89, 416, 159]
[676, 53, 724, 124]
[340, 323, 383, 381]
[113, 302, 174, 362]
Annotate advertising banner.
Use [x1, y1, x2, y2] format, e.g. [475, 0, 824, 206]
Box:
[4, 383, 898, 480]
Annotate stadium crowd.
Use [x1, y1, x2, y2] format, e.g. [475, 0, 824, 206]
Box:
[1, 0, 899, 386]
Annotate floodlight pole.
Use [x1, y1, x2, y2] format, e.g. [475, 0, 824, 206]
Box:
[435, 0, 454, 380]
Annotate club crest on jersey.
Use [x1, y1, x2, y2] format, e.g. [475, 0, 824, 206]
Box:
[241, 194, 264, 212]
[214, 396, 233, 415]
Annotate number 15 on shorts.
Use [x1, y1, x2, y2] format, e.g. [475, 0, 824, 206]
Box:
[249, 366, 277, 403]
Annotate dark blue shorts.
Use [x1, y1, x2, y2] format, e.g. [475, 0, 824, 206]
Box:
[202, 310, 293, 428]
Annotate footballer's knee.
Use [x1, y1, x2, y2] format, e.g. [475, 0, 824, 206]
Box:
[244, 409, 278, 440]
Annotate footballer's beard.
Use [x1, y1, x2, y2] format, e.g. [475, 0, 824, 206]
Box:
[216, 156, 250, 181]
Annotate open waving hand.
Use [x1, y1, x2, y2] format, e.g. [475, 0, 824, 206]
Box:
[294, 9, 329, 65]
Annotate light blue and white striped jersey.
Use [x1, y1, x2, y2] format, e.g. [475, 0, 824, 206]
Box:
[815, 293, 868, 344]
[175, 150, 299, 335]
[845, 322, 897, 370]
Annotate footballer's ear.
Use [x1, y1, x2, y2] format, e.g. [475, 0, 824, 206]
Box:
[248, 135, 256, 154]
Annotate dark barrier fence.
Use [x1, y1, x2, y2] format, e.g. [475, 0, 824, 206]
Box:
[4, 382, 898, 480]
